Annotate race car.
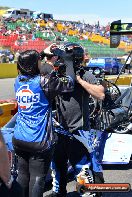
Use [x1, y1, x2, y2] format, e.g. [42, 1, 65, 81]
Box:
[86, 57, 123, 75]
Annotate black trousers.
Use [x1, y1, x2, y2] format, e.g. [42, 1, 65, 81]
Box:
[51, 134, 104, 196]
[0, 180, 23, 197]
[15, 148, 54, 197]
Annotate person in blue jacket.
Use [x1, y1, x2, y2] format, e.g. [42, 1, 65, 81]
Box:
[12, 49, 75, 197]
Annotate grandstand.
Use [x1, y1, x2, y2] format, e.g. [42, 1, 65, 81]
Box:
[0, 14, 131, 57]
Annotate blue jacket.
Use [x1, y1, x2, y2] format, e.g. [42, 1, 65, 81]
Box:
[14, 72, 74, 151]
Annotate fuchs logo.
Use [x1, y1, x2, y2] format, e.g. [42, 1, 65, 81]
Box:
[16, 85, 40, 111]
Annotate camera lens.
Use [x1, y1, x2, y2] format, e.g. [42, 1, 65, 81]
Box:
[65, 47, 73, 53]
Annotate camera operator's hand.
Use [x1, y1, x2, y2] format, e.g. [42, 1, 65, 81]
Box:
[76, 75, 82, 83]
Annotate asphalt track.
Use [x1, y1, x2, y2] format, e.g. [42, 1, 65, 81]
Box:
[1, 78, 132, 197]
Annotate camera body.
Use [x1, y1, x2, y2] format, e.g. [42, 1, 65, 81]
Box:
[52, 42, 84, 75]
[51, 42, 84, 65]
[53, 58, 66, 76]
[40, 42, 84, 76]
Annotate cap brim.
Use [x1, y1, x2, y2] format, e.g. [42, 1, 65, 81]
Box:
[44, 43, 58, 55]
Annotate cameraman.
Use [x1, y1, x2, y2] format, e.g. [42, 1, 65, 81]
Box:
[39, 44, 58, 75]
[47, 43, 105, 197]
[12, 49, 75, 197]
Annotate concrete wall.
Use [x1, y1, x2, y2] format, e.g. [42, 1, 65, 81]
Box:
[106, 75, 132, 85]
[0, 63, 18, 78]
[0, 63, 131, 85]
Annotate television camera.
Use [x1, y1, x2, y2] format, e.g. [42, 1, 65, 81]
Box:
[40, 42, 85, 76]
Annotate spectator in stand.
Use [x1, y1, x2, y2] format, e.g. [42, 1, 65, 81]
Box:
[8, 53, 15, 63]
[14, 51, 20, 63]
[1, 54, 7, 63]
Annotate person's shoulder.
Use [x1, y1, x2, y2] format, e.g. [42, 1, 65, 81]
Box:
[15, 75, 19, 82]
[40, 63, 53, 75]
